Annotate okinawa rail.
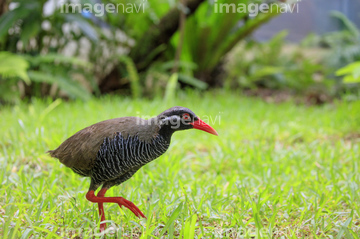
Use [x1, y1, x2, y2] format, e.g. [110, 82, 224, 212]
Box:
[48, 106, 218, 232]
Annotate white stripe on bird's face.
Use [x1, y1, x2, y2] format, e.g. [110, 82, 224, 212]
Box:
[159, 115, 183, 129]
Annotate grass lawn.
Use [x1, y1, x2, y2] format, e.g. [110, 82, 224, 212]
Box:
[1, 91, 360, 238]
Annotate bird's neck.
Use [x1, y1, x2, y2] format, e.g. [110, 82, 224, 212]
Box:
[158, 126, 174, 142]
[147, 116, 174, 142]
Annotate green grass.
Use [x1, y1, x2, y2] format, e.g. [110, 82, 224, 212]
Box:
[1, 91, 360, 238]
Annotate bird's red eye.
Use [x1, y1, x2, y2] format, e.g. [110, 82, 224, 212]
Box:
[183, 113, 190, 120]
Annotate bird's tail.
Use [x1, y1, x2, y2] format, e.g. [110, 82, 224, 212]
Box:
[47, 150, 55, 157]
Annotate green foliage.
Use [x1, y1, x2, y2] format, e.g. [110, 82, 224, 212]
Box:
[26, 53, 96, 101]
[0, 52, 30, 83]
[325, 11, 360, 68]
[0, 52, 30, 103]
[171, 0, 281, 81]
[0, 0, 287, 100]
[0, 0, 103, 52]
[0, 0, 299, 100]
[129, 60, 207, 98]
[0, 0, 117, 102]
[116, 57, 207, 99]
[0, 1, 42, 44]
[164, 73, 178, 102]
[105, 0, 173, 40]
[1, 92, 360, 237]
[336, 62, 360, 84]
[225, 31, 332, 94]
[300, 11, 360, 98]
[109, 0, 283, 88]
[302, 11, 360, 69]
[119, 56, 141, 99]
[0, 51, 95, 103]
[26, 53, 92, 69]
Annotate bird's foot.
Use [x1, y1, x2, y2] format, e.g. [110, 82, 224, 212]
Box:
[100, 222, 106, 232]
[99, 221, 106, 233]
[86, 190, 146, 219]
[115, 197, 146, 218]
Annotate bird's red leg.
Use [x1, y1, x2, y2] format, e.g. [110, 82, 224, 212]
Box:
[97, 188, 107, 232]
[86, 190, 146, 219]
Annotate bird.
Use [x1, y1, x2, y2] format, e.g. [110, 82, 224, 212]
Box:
[48, 106, 218, 232]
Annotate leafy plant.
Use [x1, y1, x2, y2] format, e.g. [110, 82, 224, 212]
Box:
[118, 56, 141, 99]
[0, 0, 119, 52]
[0, 51, 95, 103]
[225, 31, 287, 89]
[102, 0, 287, 93]
[302, 11, 360, 70]
[0, 52, 30, 103]
[325, 11, 360, 69]
[297, 11, 360, 100]
[0, 0, 291, 100]
[226, 31, 329, 90]
[170, 0, 283, 84]
[0, 0, 126, 102]
[164, 73, 178, 102]
[104, 0, 174, 40]
[336, 62, 360, 84]
[0, 52, 30, 83]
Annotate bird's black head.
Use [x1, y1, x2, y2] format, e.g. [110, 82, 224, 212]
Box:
[157, 106, 218, 137]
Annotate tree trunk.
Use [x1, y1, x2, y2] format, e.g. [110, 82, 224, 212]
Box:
[0, 0, 8, 16]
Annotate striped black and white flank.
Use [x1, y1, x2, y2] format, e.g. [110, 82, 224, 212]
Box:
[72, 132, 170, 187]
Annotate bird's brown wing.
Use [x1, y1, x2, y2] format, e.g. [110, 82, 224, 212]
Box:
[48, 117, 159, 170]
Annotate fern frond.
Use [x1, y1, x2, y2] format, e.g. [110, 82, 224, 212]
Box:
[118, 56, 141, 99]
[0, 52, 30, 84]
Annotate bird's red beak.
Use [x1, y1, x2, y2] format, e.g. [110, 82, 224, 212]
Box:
[190, 118, 218, 136]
